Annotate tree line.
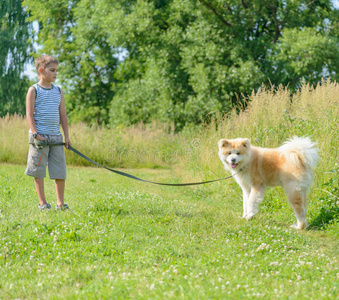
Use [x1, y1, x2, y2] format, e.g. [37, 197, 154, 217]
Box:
[0, 0, 34, 116]
[1, 0, 338, 130]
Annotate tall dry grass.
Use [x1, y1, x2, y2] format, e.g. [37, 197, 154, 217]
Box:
[0, 117, 181, 168]
[1, 80, 338, 177]
[174, 80, 339, 192]
[0, 114, 28, 164]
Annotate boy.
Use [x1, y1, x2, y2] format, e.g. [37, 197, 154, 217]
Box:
[25, 54, 71, 211]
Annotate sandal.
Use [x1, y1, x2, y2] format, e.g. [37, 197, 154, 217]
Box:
[38, 203, 51, 211]
[55, 204, 70, 211]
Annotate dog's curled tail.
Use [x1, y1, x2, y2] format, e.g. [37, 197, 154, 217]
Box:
[279, 136, 319, 169]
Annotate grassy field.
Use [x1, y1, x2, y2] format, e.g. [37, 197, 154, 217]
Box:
[0, 81, 338, 298]
[0, 164, 338, 299]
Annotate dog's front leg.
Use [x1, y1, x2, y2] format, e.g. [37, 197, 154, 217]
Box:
[246, 186, 266, 220]
[242, 188, 250, 218]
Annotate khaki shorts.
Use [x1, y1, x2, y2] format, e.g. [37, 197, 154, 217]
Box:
[25, 134, 67, 180]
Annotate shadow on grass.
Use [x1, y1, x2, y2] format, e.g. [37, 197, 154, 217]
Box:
[93, 205, 130, 216]
[92, 206, 202, 219]
[308, 171, 339, 231]
[147, 209, 205, 219]
[308, 206, 339, 230]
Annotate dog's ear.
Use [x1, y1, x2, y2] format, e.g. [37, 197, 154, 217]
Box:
[218, 139, 229, 149]
[243, 138, 250, 148]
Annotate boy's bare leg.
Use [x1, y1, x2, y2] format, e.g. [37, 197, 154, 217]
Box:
[55, 179, 65, 207]
[34, 178, 47, 206]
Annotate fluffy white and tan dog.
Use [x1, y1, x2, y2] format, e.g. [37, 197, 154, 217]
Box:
[218, 136, 319, 229]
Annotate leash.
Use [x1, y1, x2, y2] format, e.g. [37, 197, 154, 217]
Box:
[29, 142, 241, 186]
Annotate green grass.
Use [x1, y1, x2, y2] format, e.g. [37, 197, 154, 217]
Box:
[1, 164, 338, 299]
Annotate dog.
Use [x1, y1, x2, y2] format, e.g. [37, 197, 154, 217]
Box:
[218, 136, 319, 229]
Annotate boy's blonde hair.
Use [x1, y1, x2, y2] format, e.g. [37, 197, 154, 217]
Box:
[35, 55, 59, 76]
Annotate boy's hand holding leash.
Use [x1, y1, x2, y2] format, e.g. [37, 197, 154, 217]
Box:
[33, 133, 47, 149]
[33, 133, 71, 150]
[64, 137, 72, 149]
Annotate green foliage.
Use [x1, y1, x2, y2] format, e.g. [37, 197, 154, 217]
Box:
[17, 0, 339, 128]
[0, 0, 34, 116]
[272, 27, 339, 87]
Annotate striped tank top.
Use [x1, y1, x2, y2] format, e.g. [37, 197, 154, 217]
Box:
[31, 84, 61, 135]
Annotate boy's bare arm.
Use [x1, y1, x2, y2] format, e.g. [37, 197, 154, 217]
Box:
[26, 87, 37, 132]
[59, 88, 72, 148]
[26, 87, 45, 140]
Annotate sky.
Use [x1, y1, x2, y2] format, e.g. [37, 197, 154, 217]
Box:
[23, 0, 339, 81]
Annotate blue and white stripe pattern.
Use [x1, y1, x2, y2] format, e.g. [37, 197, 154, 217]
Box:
[32, 84, 61, 135]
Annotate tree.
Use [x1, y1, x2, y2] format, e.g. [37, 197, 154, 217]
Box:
[0, 0, 34, 116]
[23, 0, 118, 125]
[23, 0, 339, 129]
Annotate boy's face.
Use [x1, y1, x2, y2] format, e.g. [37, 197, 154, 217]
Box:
[39, 63, 59, 82]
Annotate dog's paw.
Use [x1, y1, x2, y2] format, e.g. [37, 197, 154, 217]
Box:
[290, 223, 308, 230]
[245, 215, 254, 220]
